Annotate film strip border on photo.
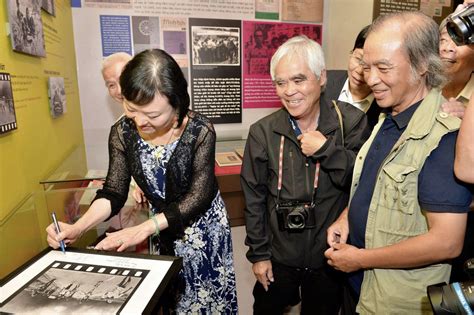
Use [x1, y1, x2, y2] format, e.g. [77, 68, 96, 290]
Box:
[49, 260, 150, 278]
[0, 72, 17, 134]
[1, 122, 17, 133]
[0, 72, 10, 81]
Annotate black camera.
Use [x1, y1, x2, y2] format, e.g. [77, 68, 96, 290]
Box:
[447, 3, 474, 46]
[276, 201, 316, 230]
[428, 259, 474, 314]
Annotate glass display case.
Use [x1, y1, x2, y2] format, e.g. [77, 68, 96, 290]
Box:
[39, 146, 149, 251]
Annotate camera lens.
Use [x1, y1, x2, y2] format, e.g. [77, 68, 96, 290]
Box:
[289, 214, 304, 227]
[446, 4, 474, 46]
[287, 207, 308, 229]
[428, 281, 474, 314]
[447, 19, 472, 46]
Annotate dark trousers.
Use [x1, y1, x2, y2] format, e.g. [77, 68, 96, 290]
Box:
[253, 261, 342, 315]
[340, 283, 359, 315]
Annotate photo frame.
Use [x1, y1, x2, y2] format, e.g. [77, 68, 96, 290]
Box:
[0, 248, 182, 314]
[215, 151, 242, 167]
[0, 72, 18, 134]
[48, 76, 66, 118]
[41, 0, 55, 16]
[7, 0, 46, 57]
[191, 26, 240, 66]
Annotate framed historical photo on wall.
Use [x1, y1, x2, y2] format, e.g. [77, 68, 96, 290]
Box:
[0, 248, 182, 314]
[41, 0, 55, 16]
[48, 76, 66, 118]
[0, 73, 17, 134]
[7, 0, 46, 57]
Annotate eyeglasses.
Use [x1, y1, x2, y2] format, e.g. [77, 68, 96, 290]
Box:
[349, 50, 364, 68]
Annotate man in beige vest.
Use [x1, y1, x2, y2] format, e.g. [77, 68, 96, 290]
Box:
[325, 11, 472, 314]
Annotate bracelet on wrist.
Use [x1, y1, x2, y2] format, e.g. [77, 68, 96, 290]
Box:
[150, 215, 160, 237]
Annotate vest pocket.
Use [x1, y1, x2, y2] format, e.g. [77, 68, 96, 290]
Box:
[383, 163, 416, 183]
[381, 163, 417, 215]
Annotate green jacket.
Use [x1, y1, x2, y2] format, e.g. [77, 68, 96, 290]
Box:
[350, 89, 461, 314]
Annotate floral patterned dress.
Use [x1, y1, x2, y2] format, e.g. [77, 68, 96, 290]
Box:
[138, 137, 238, 314]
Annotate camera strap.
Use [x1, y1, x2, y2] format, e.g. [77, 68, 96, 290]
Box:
[276, 135, 320, 207]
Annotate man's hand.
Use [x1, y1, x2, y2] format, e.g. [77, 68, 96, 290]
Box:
[327, 207, 349, 247]
[252, 260, 274, 291]
[441, 98, 466, 119]
[325, 243, 364, 273]
[298, 131, 327, 156]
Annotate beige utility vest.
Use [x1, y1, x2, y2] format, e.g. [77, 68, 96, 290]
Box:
[350, 89, 461, 314]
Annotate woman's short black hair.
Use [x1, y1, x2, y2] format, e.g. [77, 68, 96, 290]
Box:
[353, 25, 370, 51]
[120, 49, 189, 126]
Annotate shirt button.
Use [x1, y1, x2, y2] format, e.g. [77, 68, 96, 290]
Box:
[439, 112, 449, 118]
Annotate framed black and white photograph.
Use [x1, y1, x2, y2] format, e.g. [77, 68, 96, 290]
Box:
[41, 0, 55, 16]
[191, 26, 240, 66]
[48, 76, 66, 118]
[0, 73, 17, 134]
[7, 0, 46, 57]
[0, 248, 182, 314]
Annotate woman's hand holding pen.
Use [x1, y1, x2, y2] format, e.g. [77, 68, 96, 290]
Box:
[46, 221, 82, 249]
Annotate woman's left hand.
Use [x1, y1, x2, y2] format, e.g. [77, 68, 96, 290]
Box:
[95, 223, 151, 252]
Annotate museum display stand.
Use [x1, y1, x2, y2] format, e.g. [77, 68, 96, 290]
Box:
[215, 139, 246, 226]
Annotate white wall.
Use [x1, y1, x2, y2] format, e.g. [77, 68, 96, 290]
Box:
[323, 0, 374, 70]
[73, 1, 373, 170]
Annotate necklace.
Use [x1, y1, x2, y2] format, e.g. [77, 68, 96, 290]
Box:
[148, 128, 174, 161]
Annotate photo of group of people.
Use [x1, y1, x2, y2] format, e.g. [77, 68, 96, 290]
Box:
[243, 22, 322, 75]
[48, 77, 66, 118]
[191, 26, 240, 66]
[7, 0, 46, 57]
[1, 261, 143, 314]
[0, 73, 17, 134]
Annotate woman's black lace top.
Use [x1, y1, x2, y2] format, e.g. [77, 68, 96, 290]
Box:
[93, 110, 219, 248]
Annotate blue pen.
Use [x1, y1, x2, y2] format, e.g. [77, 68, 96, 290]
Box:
[51, 212, 66, 254]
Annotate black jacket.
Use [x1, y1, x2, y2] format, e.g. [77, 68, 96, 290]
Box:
[240, 96, 371, 268]
[325, 69, 381, 129]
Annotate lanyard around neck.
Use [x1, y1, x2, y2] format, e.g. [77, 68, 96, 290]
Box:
[277, 135, 320, 206]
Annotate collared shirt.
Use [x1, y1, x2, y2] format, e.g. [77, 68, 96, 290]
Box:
[338, 78, 375, 113]
[288, 114, 320, 137]
[347, 100, 472, 295]
[457, 73, 474, 105]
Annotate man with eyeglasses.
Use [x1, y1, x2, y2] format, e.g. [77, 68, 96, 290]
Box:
[325, 26, 381, 129]
[325, 12, 472, 314]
